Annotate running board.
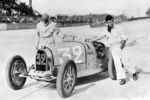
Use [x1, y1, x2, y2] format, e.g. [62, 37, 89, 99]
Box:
[19, 74, 57, 82]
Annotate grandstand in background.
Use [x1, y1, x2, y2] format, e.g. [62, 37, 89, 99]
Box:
[0, 0, 41, 23]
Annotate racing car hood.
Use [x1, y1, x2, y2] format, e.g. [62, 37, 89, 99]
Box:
[47, 41, 86, 66]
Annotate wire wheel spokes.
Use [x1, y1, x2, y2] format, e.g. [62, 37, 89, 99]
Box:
[63, 65, 76, 93]
[11, 60, 26, 86]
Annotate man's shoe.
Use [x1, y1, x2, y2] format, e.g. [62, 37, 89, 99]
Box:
[119, 79, 126, 85]
[133, 72, 138, 81]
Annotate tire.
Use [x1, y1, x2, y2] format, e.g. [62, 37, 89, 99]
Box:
[6, 55, 27, 90]
[56, 60, 77, 98]
[107, 50, 117, 80]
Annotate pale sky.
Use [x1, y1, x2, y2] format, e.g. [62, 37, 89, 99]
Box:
[20, 0, 150, 17]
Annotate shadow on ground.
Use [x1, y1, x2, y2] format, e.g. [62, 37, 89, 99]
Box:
[76, 71, 109, 86]
[21, 71, 109, 98]
[72, 71, 109, 96]
[137, 68, 150, 75]
[126, 67, 150, 82]
[126, 40, 138, 47]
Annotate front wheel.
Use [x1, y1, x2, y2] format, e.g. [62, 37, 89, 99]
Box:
[6, 55, 27, 90]
[56, 60, 77, 98]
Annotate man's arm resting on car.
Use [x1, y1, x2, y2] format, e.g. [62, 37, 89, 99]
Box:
[88, 34, 106, 42]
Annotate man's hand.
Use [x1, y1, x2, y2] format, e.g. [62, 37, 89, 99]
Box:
[36, 45, 39, 50]
[120, 40, 126, 49]
[85, 38, 91, 42]
[37, 32, 39, 36]
[36, 40, 40, 50]
[85, 37, 96, 42]
[55, 28, 60, 35]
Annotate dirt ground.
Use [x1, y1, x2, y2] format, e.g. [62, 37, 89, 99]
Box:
[0, 19, 150, 100]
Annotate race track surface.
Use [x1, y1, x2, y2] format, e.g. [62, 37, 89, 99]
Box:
[0, 19, 150, 100]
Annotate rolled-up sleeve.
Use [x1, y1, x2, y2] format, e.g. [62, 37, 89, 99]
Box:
[119, 27, 127, 41]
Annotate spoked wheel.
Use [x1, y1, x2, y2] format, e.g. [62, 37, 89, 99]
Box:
[57, 60, 77, 98]
[6, 55, 27, 90]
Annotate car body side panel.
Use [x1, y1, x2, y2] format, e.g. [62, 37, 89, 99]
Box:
[84, 43, 98, 68]
[77, 43, 100, 77]
[47, 41, 105, 78]
[49, 42, 86, 67]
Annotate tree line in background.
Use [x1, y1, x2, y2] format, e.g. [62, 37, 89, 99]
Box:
[0, 0, 35, 15]
[1, 0, 150, 25]
[55, 14, 126, 27]
[54, 7, 150, 25]
[0, 0, 127, 25]
[0, 0, 41, 23]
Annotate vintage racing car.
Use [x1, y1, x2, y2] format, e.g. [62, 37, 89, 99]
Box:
[6, 35, 116, 98]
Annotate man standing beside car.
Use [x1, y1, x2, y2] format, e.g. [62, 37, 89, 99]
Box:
[90, 15, 138, 85]
[36, 13, 63, 49]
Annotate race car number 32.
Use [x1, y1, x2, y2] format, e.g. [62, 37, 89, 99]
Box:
[58, 46, 83, 64]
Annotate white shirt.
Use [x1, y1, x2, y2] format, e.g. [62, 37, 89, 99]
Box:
[36, 21, 57, 47]
[36, 21, 64, 47]
[37, 21, 57, 38]
[97, 25, 127, 47]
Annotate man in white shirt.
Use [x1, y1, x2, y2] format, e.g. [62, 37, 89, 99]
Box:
[90, 15, 138, 85]
[36, 13, 63, 49]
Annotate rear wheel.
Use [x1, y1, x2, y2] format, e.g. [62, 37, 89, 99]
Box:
[57, 60, 77, 98]
[6, 55, 27, 90]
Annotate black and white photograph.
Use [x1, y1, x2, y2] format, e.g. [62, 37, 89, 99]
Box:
[0, 0, 150, 100]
